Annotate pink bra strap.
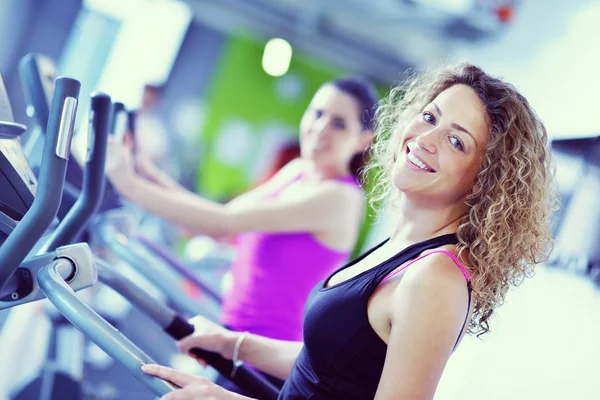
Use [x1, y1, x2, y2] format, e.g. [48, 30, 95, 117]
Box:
[380, 249, 471, 285]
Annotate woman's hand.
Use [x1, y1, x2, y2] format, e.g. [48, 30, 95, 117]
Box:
[105, 135, 136, 190]
[177, 316, 239, 367]
[134, 150, 162, 182]
[142, 364, 252, 399]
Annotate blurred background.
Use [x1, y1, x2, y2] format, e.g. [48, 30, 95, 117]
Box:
[0, 0, 599, 398]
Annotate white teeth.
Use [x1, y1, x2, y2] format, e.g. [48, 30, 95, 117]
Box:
[407, 151, 431, 171]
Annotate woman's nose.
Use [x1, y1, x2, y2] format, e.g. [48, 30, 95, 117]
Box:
[415, 129, 438, 154]
[313, 119, 331, 137]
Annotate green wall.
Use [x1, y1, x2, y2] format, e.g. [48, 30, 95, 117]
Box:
[197, 34, 389, 256]
[197, 35, 349, 198]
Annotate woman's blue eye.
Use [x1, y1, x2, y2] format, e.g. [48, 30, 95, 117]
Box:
[315, 109, 323, 118]
[450, 136, 464, 151]
[423, 111, 436, 124]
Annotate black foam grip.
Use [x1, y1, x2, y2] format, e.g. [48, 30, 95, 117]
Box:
[164, 316, 279, 400]
[164, 314, 194, 339]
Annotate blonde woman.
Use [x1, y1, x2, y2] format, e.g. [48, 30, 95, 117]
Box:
[142, 63, 556, 400]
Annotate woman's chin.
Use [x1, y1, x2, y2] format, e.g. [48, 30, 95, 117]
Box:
[308, 154, 330, 165]
[392, 175, 422, 194]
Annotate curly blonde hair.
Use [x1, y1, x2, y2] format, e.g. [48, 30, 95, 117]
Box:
[365, 63, 557, 336]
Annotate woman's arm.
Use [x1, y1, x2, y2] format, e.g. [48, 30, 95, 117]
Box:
[106, 141, 363, 237]
[176, 316, 304, 381]
[222, 158, 305, 210]
[118, 177, 360, 237]
[374, 254, 470, 400]
[235, 333, 304, 380]
[134, 150, 304, 239]
[134, 151, 188, 192]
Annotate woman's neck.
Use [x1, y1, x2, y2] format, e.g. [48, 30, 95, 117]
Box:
[388, 195, 466, 247]
[304, 160, 351, 182]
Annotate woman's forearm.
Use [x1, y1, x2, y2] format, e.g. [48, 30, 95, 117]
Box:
[136, 161, 188, 192]
[150, 170, 187, 192]
[236, 333, 303, 380]
[118, 177, 231, 236]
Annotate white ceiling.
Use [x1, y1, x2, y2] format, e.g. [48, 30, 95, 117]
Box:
[186, 0, 512, 82]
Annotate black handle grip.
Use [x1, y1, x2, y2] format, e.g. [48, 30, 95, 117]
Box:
[100, 100, 127, 212]
[165, 316, 279, 400]
[110, 102, 126, 136]
[0, 77, 80, 290]
[127, 110, 137, 155]
[127, 110, 136, 133]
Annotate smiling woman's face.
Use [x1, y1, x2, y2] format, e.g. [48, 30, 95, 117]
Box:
[391, 84, 490, 206]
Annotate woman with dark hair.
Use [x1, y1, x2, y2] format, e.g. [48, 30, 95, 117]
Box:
[139, 63, 556, 400]
[105, 77, 379, 392]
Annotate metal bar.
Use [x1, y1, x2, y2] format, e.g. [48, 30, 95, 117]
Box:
[95, 257, 175, 328]
[95, 257, 279, 400]
[98, 224, 207, 318]
[134, 235, 223, 304]
[37, 259, 176, 398]
[0, 77, 80, 291]
[41, 92, 112, 251]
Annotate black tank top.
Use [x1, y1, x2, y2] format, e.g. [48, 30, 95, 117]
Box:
[279, 234, 469, 400]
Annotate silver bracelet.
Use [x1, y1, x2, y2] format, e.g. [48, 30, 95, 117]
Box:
[231, 331, 249, 379]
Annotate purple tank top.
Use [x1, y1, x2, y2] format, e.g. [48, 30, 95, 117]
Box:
[221, 173, 360, 341]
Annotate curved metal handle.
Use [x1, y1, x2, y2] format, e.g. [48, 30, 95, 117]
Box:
[41, 92, 112, 251]
[38, 259, 176, 398]
[0, 77, 80, 291]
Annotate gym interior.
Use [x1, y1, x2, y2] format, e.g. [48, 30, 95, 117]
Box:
[0, 0, 598, 399]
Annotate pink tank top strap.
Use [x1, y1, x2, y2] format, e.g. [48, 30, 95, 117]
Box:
[380, 249, 471, 285]
[271, 173, 359, 198]
[269, 171, 305, 198]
